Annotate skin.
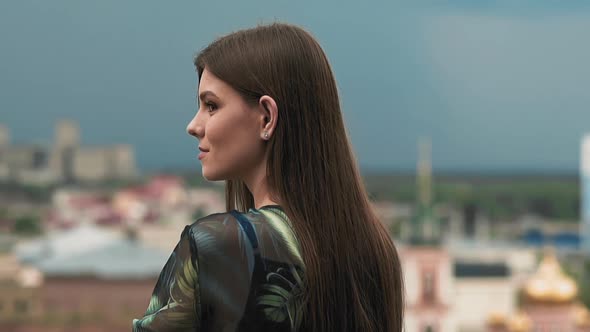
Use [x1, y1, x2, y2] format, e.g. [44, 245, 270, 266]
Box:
[186, 69, 280, 209]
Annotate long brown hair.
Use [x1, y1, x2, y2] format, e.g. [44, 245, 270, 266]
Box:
[195, 23, 404, 332]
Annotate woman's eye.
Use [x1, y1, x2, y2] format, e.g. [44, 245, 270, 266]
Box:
[205, 102, 217, 113]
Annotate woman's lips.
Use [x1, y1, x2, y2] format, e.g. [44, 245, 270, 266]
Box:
[198, 146, 209, 160]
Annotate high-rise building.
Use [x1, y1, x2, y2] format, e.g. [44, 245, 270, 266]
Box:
[582, 134, 590, 252]
[0, 124, 9, 149]
[0, 120, 137, 184]
[72, 144, 137, 182]
[54, 120, 80, 149]
[0, 124, 9, 179]
[50, 120, 80, 181]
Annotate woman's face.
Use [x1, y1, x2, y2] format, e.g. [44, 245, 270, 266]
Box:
[186, 69, 267, 182]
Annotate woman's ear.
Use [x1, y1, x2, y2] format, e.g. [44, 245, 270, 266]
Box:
[258, 95, 278, 140]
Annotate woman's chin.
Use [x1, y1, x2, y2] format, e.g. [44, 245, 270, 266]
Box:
[202, 171, 212, 181]
[202, 169, 222, 182]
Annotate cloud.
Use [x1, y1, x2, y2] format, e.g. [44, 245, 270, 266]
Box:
[416, 0, 590, 17]
[417, 11, 590, 170]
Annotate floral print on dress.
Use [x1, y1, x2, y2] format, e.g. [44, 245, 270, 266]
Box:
[132, 206, 305, 332]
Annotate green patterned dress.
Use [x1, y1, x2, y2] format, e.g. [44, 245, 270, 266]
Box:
[132, 205, 305, 332]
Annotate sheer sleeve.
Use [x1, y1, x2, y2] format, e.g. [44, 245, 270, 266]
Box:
[132, 225, 200, 332]
[132, 208, 304, 331]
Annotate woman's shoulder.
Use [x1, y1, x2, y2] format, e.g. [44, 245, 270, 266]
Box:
[188, 205, 291, 236]
[187, 206, 304, 268]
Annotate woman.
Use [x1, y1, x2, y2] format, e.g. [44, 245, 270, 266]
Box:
[133, 23, 404, 332]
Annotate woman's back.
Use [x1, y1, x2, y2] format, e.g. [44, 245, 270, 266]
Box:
[133, 205, 305, 331]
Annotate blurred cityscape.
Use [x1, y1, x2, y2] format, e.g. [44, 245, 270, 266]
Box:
[0, 121, 589, 331]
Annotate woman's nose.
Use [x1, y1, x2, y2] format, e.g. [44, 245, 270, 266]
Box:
[186, 113, 204, 139]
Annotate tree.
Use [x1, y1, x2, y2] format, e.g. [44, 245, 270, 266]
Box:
[580, 260, 590, 308]
[13, 215, 42, 236]
[192, 208, 207, 221]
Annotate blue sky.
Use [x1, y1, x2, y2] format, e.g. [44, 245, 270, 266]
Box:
[1, 0, 589, 172]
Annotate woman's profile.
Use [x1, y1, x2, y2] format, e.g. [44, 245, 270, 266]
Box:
[133, 23, 404, 332]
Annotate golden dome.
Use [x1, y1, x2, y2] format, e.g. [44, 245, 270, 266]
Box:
[487, 312, 507, 326]
[523, 250, 578, 303]
[508, 311, 532, 332]
[574, 303, 590, 327]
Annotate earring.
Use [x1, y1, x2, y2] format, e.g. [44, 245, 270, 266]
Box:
[263, 131, 269, 139]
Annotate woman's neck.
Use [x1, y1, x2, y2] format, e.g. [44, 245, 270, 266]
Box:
[242, 166, 280, 209]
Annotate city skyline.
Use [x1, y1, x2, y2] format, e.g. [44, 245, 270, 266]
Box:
[1, 1, 590, 172]
[1, 120, 587, 174]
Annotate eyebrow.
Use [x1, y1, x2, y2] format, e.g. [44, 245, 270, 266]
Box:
[198, 90, 218, 101]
